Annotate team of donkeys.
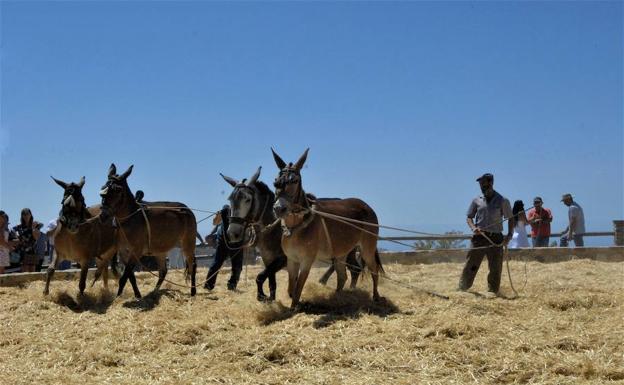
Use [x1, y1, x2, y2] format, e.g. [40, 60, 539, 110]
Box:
[44, 149, 384, 309]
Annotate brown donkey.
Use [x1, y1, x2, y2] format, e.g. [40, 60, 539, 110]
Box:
[44, 177, 118, 296]
[99, 164, 197, 298]
[271, 149, 384, 308]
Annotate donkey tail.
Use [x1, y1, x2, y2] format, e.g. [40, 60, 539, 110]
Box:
[374, 249, 385, 276]
[111, 254, 120, 278]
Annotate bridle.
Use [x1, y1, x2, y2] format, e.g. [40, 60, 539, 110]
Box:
[227, 184, 272, 246]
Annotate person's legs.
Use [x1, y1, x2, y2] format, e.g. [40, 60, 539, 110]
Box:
[537, 236, 550, 247]
[573, 235, 584, 247]
[486, 245, 504, 293]
[458, 237, 487, 291]
[204, 246, 227, 290]
[227, 250, 244, 290]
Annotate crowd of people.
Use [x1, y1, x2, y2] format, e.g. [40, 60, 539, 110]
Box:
[0, 209, 67, 274]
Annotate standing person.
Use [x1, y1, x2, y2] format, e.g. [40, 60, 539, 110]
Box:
[458, 173, 514, 296]
[509, 200, 530, 248]
[203, 205, 244, 291]
[560, 193, 585, 247]
[0, 211, 17, 274]
[13, 208, 41, 272]
[526, 197, 552, 247]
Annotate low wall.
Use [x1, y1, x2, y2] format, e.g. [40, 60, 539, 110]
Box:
[1, 246, 622, 287]
[379, 246, 624, 265]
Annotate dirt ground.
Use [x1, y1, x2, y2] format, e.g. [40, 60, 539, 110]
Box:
[0, 259, 622, 385]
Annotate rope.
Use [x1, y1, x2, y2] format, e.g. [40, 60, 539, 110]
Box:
[309, 208, 529, 298]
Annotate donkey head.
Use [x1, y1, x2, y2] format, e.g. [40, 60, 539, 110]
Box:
[271, 148, 309, 218]
[51, 176, 87, 232]
[99, 163, 134, 215]
[220, 166, 262, 243]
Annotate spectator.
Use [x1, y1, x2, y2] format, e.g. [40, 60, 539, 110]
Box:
[560, 193, 585, 247]
[458, 173, 514, 297]
[0, 211, 17, 274]
[13, 208, 41, 272]
[527, 197, 552, 247]
[509, 200, 530, 248]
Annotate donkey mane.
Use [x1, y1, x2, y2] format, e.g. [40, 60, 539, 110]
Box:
[253, 180, 275, 203]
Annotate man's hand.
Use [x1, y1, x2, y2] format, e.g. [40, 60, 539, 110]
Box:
[472, 227, 482, 235]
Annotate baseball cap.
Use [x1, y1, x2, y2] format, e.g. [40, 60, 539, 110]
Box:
[476, 173, 494, 182]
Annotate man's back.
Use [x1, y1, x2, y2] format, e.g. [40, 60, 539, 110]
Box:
[569, 202, 585, 234]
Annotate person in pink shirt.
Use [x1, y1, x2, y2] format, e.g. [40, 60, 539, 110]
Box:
[526, 197, 553, 247]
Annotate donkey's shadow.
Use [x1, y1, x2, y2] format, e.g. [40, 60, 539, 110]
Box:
[257, 289, 400, 329]
[51, 290, 115, 314]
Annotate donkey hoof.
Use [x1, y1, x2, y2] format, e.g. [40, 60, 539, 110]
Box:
[191, 288, 197, 296]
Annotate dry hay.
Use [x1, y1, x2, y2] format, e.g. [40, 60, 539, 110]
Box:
[0, 259, 622, 385]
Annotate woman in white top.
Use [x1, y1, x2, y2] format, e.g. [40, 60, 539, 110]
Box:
[0, 211, 16, 274]
[509, 200, 530, 248]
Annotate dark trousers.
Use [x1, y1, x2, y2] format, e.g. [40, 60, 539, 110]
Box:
[204, 244, 244, 290]
[532, 235, 550, 247]
[459, 233, 504, 293]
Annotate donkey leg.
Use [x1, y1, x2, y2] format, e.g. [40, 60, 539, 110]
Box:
[78, 264, 89, 296]
[155, 257, 168, 292]
[127, 264, 142, 299]
[346, 249, 362, 289]
[43, 250, 60, 295]
[117, 265, 130, 297]
[291, 260, 312, 309]
[267, 256, 286, 301]
[256, 268, 269, 301]
[318, 262, 335, 285]
[286, 259, 300, 300]
[360, 243, 382, 301]
[335, 259, 348, 292]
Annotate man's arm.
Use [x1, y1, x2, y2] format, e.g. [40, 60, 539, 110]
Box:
[467, 217, 481, 235]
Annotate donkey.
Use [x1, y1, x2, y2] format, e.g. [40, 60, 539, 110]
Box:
[99, 164, 197, 298]
[44, 176, 119, 296]
[271, 148, 384, 308]
[222, 167, 364, 302]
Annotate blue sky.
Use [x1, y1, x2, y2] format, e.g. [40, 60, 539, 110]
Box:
[1, 1, 622, 248]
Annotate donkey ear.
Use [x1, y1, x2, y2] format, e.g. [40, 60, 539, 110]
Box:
[246, 166, 262, 186]
[108, 163, 117, 177]
[51, 176, 68, 189]
[271, 148, 286, 170]
[293, 148, 309, 171]
[78, 176, 86, 188]
[220, 173, 239, 187]
[120, 165, 134, 180]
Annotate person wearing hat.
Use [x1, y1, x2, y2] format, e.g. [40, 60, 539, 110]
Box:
[458, 173, 514, 296]
[203, 204, 244, 291]
[526, 197, 553, 247]
[560, 193, 585, 247]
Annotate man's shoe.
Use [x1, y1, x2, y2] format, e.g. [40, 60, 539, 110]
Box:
[484, 291, 498, 299]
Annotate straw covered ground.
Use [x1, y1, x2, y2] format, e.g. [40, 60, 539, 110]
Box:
[0, 259, 622, 385]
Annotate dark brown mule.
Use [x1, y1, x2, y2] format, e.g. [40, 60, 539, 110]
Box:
[271, 149, 384, 308]
[99, 164, 197, 298]
[44, 177, 118, 296]
[222, 167, 365, 301]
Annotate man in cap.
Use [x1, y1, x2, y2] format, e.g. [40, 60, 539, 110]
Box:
[526, 197, 553, 247]
[559, 193, 585, 247]
[458, 173, 514, 296]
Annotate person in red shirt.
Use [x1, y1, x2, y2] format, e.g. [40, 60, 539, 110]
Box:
[526, 197, 553, 247]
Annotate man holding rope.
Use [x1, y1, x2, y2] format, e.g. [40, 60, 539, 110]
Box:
[458, 173, 514, 297]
